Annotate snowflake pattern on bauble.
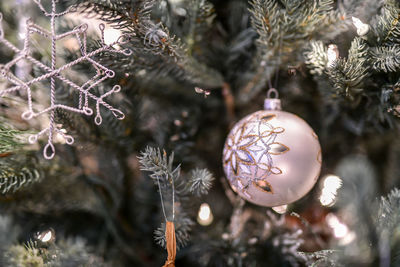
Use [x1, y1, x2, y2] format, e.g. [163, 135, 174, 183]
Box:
[223, 112, 289, 198]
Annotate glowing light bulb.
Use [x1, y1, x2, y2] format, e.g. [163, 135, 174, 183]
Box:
[323, 175, 342, 190]
[340, 231, 356, 245]
[319, 174, 342, 207]
[104, 28, 122, 46]
[326, 213, 349, 238]
[272, 205, 288, 214]
[352, 17, 369, 36]
[333, 223, 348, 238]
[37, 229, 55, 243]
[320, 191, 335, 206]
[327, 44, 339, 67]
[197, 203, 213, 226]
[18, 32, 26, 39]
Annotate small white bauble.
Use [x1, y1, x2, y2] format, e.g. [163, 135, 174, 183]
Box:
[222, 97, 322, 207]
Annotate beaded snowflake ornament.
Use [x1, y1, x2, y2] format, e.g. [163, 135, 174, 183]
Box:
[0, 0, 131, 159]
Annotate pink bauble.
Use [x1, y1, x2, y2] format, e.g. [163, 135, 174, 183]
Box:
[222, 108, 322, 207]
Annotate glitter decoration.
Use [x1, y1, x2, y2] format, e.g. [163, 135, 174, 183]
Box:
[0, 0, 132, 159]
[223, 113, 288, 196]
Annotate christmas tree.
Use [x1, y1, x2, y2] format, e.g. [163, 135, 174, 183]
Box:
[0, 0, 399, 266]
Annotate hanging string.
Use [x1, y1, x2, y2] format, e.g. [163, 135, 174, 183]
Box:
[155, 172, 175, 222]
[274, 36, 283, 90]
[156, 177, 168, 221]
[267, 36, 283, 99]
[156, 171, 176, 267]
[172, 175, 175, 220]
[267, 72, 274, 90]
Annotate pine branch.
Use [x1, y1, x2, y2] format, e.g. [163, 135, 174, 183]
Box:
[300, 250, 343, 267]
[0, 156, 42, 194]
[304, 41, 329, 75]
[138, 146, 192, 248]
[154, 216, 194, 250]
[370, 45, 400, 72]
[4, 241, 44, 266]
[241, 0, 347, 103]
[138, 146, 214, 250]
[72, 0, 136, 31]
[250, 0, 347, 56]
[185, 0, 216, 55]
[326, 38, 370, 100]
[47, 238, 108, 266]
[377, 188, 400, 233]
[54, 108, 94, 142]
[374, 0, 400, 46]
[3, 236, 108, 266]
[340, 0, 383, 20]
[304, 2, 400, 126]
[138, 146, 180, 183]
[187, 168, 214, 196]
[75, 0, 224, 88]
[0, 123, 26, 154]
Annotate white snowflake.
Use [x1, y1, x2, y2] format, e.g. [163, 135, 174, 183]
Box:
[0, 0, 131, 159]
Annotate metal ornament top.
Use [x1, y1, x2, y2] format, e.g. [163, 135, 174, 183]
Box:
[264, 88, 282, 111]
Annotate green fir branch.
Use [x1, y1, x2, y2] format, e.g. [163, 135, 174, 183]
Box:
[185, 0, 216, 55]
[3, 237, 108, 266]
[377, 188, 400, 233]
[326, 37, 370, 100]
[187, 168, 214, 196]
[73, 0, 137, 32]
[0, 123, 26, 154]
[138, 146, 214, 249]
[4, 241, 44, 267]
[304, 41, 329, 75]
[374, 0, 400, 46]
[300, 250, 343, 267]
[138, 146, 180, 183]
[75, 0, 223, 88]
[0, 157, 42, 194]
[250, 0, 346, 56]
[154, 216, 194, 250]
[241, 0, 347, 103]
[370, 45, 400, 72]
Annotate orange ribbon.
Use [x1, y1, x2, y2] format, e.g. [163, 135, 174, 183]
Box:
[162, 221, 176, 267]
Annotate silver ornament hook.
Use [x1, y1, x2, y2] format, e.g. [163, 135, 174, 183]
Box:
[264, 88, 281, 111]
[267, 88, 279, 99]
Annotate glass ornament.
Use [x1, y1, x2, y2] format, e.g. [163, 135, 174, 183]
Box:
[222, 91, 322, 207]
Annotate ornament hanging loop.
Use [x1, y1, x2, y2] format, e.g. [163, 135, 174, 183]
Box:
[267, 88, 279, 99]
[264, 88, 281, 111]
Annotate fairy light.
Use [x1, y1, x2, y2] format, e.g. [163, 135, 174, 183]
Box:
[103, 28, 122, 46]
[325, 213, 356, 245]
[352, 17, 369, 36]
[323, 174, 342, 189]
[197, 203, 213, 226]
[272, 204, 288, 214]
[37, 229, 55, 243]
[327, 44, 339, 67]
[326, 213, 348, 238]
[319, 174, 342, 207]
[55, 128, 68, 144]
